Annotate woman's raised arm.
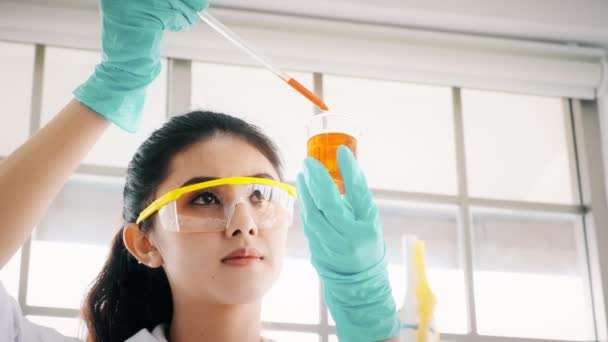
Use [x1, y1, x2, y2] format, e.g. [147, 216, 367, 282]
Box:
[0, 100, 109, 267]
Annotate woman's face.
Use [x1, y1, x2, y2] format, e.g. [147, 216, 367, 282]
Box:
[150, 134, 288, 305]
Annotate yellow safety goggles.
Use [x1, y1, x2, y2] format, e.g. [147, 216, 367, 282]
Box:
[136, 177, 297, 233]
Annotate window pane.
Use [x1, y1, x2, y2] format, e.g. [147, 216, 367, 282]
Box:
[27, 241, 108, 309]
[262, 330, 319, 342]
[26, 315, 85, 338]
[462, 90, 575, 204]
[41, 47, 168, 167]
[329, 201, 467, 334]
[35, 174, 124, 245]
[0, 41, 34, 156]
[27, 175, 123, 308]
[323, 75, 457, 194]
[472, 209, 594, 340]
[191, 62, 313, 181]
[0, 248, 21, 300]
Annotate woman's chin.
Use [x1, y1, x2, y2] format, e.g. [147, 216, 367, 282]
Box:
[215, 287, 268, 305]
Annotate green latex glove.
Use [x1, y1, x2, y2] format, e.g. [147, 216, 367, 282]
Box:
[296, 145, 400, 341]
[74, 0, 208, 132]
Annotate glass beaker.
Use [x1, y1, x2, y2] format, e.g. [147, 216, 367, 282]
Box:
[307, 113, 358, 194]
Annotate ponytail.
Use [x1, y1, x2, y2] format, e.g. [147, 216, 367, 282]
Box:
[83, 227, 172, 341]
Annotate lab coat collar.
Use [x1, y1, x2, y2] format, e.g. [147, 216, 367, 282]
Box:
[124, 324, 275, 342]
[124, 324, 168, 342]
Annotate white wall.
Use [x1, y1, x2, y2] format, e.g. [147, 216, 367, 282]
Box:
[14, 0, 608, 48]
[213, 0, 608, 48]
[600, 94, 608, 196]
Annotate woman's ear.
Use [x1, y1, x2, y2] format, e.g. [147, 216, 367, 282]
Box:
[123, 223, 164, 268]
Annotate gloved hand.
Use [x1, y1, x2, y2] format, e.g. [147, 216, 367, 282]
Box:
[297, 145, 400, 341]
[74, 0, 208, 132]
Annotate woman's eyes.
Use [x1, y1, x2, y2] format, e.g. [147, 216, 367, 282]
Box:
[190, 191, 220, 205]
[250, 189, 264, 202]
[188, 187, 272, 206]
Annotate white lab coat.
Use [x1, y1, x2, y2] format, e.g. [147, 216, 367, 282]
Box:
[0, 282, 276, 342]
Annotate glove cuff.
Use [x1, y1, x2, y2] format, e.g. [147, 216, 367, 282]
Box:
[322, 256, 400, 341]
[167, 0, 208, 29]
[73, 19, 163, 132]
[73, 71, 147, 133]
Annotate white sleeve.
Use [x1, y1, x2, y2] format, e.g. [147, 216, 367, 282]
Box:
[0, 281, 82, 342]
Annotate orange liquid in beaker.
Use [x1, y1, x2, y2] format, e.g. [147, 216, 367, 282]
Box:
[307, 132, 357, 194]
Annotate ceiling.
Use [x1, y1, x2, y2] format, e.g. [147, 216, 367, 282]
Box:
[21, 0, 608, 48]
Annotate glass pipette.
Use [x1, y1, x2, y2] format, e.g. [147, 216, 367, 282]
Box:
[198, 11, 329, 111]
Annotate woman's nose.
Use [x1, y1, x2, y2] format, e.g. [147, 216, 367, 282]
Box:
[224, 202, 259, 237]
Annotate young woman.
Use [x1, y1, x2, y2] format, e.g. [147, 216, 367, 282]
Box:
[0, 0, 402, 341]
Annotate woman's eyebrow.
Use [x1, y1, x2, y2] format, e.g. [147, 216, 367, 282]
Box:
[180, 173, 276, 187]
[250, 172, 275, 180]
[180, 176, 216, 187]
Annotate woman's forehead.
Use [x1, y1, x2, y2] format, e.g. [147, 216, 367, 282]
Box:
[160, 135, 279, 193]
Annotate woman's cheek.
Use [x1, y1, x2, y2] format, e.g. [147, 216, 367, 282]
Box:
[166, 234, 219, 273]
[268, 227, 289, 267]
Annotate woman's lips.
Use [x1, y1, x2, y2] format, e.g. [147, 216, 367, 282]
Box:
[222, 256, 262, 266]
[222, 247, 263, 266]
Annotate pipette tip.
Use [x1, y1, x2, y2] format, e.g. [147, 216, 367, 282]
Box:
[287, 78, 329, 111]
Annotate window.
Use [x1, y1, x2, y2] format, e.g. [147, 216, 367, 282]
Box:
[323, 74, 457, 194]
[27, 175, 124, 309]
[325, 202, 468, 333]
[462, 90, 575, 204]
[26, 316, 85, 339]
[0, 247, 21, 300]
[472, 209, 594, 340]
[41, 47, 168, 168]
[381, 201, 467, 334]
[191, 62, 314, 181]
[2, 40, 601, 341]
[0, 41, 34, 156]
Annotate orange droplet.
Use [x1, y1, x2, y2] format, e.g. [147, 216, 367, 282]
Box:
[287, 78, 329, 111]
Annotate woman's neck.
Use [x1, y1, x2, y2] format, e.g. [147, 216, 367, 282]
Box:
[169, 296, 262, 342]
